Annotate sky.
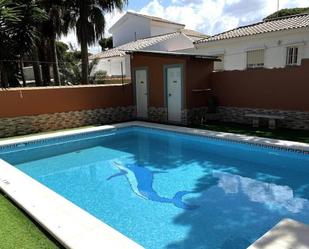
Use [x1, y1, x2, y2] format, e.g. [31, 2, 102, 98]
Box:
[60, 0, 309, 53]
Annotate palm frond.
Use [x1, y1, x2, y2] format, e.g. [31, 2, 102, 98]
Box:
[90, 5, 105, 40]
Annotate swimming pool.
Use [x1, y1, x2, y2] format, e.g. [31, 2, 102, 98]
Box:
[0, 123, 309, 249]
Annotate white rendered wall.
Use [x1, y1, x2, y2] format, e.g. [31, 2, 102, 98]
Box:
[92, 57, 127, 77]
[124, 55, 131, 78]
[185, 28, 309, 70]
[150, 21, 183, 36]
[23, 66, 37, 81]
[23, 66, 52, 81]
[112, 16, 151, 47]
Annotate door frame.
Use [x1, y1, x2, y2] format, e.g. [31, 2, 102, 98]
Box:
[163, 64, 185, 122]
[133, 67, 150, 118]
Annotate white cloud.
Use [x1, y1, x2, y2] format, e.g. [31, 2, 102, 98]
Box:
[61, 0, 308, 53]
[140, 0, 308, 35]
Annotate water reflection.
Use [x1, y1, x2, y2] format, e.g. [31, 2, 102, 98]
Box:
[214, 171, 308, 213]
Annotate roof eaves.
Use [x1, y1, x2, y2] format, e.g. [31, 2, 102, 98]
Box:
[126, 50, 220, 60]
[89, 32, 181, 59]
[195, 13, 309, 44]
[128, 11, 185, 27]
[196, 25, 309, 44]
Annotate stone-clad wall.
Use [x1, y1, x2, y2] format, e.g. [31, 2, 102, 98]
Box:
[217, 106, 309, 130]
[148, 107, 168, 123]
[182, 107, 208, 125]
[147, 106, 309, 129]
[0, 106, 135, 138]
[147, 106, 208, 125]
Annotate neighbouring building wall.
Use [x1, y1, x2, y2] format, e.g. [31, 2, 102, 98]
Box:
[23, 66, 53, 82]
[111, 15, 151, 47]
[150, 21, 184, 36]
[92, 56, 127, 77]
[93, 35, 195, 78]
[211, 59, 309, 130]
[125, 54, 131, 78]
[190, 28, 309, 71]
[0, 84, 135, 137]
[23, 66, 40, 81]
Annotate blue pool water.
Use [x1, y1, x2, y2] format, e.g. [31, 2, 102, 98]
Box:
[1, 126, 309, 249]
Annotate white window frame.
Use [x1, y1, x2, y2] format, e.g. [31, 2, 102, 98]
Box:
[246, 49, 264, 69]
[286, 46, 299, 66]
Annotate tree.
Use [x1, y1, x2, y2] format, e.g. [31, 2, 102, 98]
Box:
[38, 0, 64, 86]
[0, 0, 47, 87]
[99, 36, 113, 50]
[0, 0, 19, 86]
[63, 0, 127, 84]
[264, 7, 309, 21]
[61, 58, 98, 85]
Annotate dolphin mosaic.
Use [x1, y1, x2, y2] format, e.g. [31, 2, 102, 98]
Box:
[107, 161, 198, 210]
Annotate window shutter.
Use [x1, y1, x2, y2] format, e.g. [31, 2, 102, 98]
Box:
[247, 49, 264, 68]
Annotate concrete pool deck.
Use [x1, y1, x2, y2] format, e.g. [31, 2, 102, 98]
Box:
[0, 121, 308, 249]
[248, 219, 309, 249]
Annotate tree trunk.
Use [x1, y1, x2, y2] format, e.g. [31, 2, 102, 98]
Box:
[0, 63, 8, 88]
[80, 39, 89, 85]
[20, 58, 26, 87]
[32, 46, 42, 86]
[50, 37, 60, 86]
[40, 38, 51, 86]
[80, 1, 89, 85]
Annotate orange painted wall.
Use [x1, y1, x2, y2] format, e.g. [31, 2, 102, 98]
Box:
[131, 53, 187, 107]
[131, 53, 214, 109]
[211, 59, 309, 111]
[185, 59, 214, 108]
[0, 84, 133, 118]
[2, 58, 308, 120]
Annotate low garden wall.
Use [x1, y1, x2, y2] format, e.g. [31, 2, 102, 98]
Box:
[211, 59, 309, 130]
[1, 59, 309, 137]
[0, 84, 135, 137]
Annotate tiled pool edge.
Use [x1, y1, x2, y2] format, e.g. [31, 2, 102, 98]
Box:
[0, 121, 308, 249]
[134, 122, 309, 153]
[0, 121, 308, 153]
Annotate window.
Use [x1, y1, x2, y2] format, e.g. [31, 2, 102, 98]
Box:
[246, 49, 264, 68]
[286, 47, 298, 66]
[214, 55, 224, 71]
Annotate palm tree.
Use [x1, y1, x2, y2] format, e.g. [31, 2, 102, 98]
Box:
[0, 0, 19, 86]
[38, 0, 63, 86]
[0, 0, 47, 87]
[63, 0, 127, 84]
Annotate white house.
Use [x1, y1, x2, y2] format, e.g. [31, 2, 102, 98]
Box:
[90, 12, 208, 77]
[182, 14, 309, 71]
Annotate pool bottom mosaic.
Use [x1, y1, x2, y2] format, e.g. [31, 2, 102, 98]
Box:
[1, 126, 309, 249]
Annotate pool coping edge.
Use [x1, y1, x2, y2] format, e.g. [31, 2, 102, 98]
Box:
[0, 121, 308, 153]
[0, 158, 143, 249]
